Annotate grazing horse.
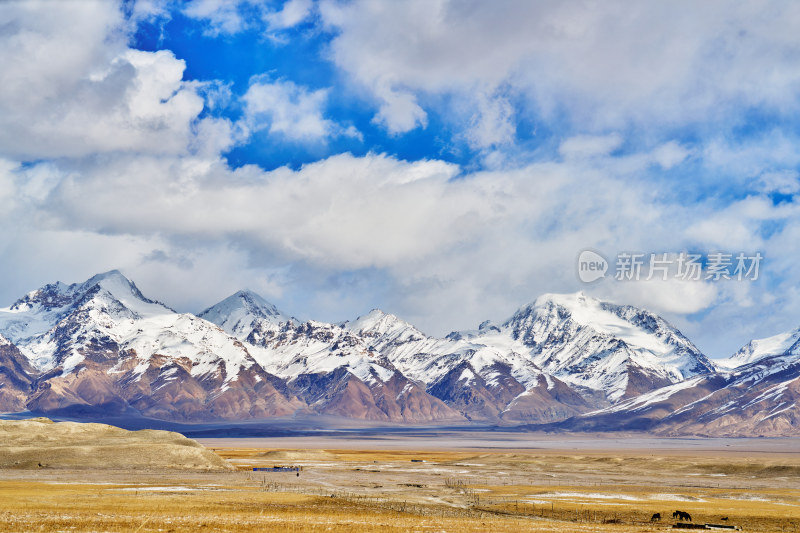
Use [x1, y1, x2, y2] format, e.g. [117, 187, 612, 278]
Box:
[650, 513, 661, 522]
[673, 510, 692, 521]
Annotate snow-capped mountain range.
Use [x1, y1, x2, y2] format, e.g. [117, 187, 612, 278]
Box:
[0, 271, 797, 436]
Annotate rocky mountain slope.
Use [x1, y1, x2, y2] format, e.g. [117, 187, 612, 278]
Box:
[342, 309, 591, 422]
[551, 325, 800, 436]
[0, 334, 36, 412]
[200, 291, 460, 423]
[656, 331, 800, 436]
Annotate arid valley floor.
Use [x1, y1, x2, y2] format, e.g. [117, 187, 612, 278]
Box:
[1, 424, 799, 532]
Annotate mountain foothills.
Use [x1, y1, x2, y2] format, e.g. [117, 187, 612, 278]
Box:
[0, 271, 797, 436]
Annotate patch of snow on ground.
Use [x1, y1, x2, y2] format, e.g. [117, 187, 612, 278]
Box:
[533, 492, 641, 501]
[648, 494, 705, 502]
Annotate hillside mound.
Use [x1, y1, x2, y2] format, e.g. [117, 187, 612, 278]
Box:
[0, 418, 234, 471]
[256, 449, 338, 461]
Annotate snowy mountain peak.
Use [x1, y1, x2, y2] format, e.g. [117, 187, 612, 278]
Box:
[199, 290, 291, 337]
[532, 291, 591, 308]
[9, 282, 72, 313]
[719, 326, 800, 369]
[478, 319, 501, 332]
[0, 271, 172, 348]
[344, 310, 430, 346]
[79, 270, 172, 317]
[8, 270, 167, 315]
[347, 309, 410, 333]
[525, 291, 625, 324]
[507, 291, 698, 354]
[499, 291, 714, 401]
[506, 292, 605, 332]
[83, 269, 128, 287]
[238, 290, 285, 317]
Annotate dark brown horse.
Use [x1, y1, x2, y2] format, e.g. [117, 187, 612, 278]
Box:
[672, 510, 692, 521]
[650, 513, 661, 522]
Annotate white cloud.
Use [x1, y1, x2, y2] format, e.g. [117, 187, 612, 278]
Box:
[130, 0, 172, 23]
[15, 162, 65, 204]
[703, 132, 800, 180]
[599, 278, 718, 316]
[559, 133, 623, 159]
[9, 147, 704, 316]
[0, 1, 220, 159]
[37, 153, 460, 268]
[133, 244, 294, 313]
[183, 0, 246, 36]
[243, 79, 358, 142]
[0, 160, 19, 211]
[264, 0, 313, 30]
[466, 92, 515, 149]
[320, 0, 800, 134]
[651, 141, 691, 170]
[373, 89, 428, 135]
[690, 195, 799, 251]
[758, 171, 800, 195]
[0, 217, 292, 318]
[182, 0, 314, 38]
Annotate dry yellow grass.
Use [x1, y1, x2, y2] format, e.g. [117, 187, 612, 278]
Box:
[1, 446, 798, 532]
[0, 479, 566, 532]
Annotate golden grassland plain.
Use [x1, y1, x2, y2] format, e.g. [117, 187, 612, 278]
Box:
[1, 440, 799, 533]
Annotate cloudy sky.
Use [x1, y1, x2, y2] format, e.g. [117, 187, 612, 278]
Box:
[2, 0, 800, 358]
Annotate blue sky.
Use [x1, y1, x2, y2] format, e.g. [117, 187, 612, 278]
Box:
[1, 0, 800, 357]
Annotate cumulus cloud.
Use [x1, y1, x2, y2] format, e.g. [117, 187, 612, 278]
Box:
[0, 160, 19, 208]
[320, 0, 800, 135]
[559, 133, 623, 159]
[183, 0, 247, 36]
[9, 145, 750, 324]
[182, 0, 314, 38]
[599, 276, 718, 316]
[703, 132, 800, 181]
[243, 79, 355, 142]
[264, 0, 313, 30]
[466, 92, 516, 149]
[0, 1, 221, 159]
[758, 171, 800, 195]
[651, 141, 691, 170]
[372, 89, 428, 135]
[35, 153, 460, 268]
[130, 0, 172, 24]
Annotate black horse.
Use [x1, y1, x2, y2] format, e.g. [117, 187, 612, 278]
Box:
[650, 513, 661, 522]
[672, 510, 692, 521]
